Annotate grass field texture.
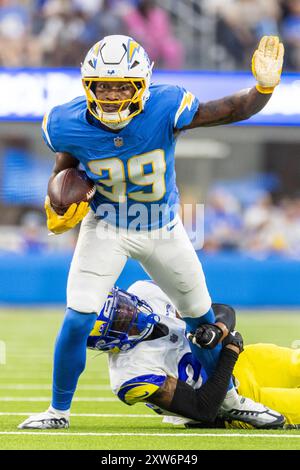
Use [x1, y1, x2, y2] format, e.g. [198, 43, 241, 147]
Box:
[0, 309, 300, 450]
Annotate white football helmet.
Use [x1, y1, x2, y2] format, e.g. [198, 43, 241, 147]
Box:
[81, 35, 154, 127]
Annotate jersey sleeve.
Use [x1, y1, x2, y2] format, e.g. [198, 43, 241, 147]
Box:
[172, 86, 199, 130]
[41, 109, 58, 152]
[42, 105, 68, 153]
[117, 374, 167, 406]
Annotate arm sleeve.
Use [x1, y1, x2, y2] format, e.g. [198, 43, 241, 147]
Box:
[170, 348, 238, 423]
[172, 87, 199, 130]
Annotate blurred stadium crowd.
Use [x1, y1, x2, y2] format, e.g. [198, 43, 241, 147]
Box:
[1, 0, 300, 70]
[185, 190, 300, 258]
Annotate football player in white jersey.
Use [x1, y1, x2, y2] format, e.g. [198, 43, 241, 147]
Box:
[19, 35, 284, 429]
[19, 281, 285, 430]
[86, 281, 285, 429]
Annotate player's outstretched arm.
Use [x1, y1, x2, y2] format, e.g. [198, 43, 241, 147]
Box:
[183, 36, 284, 129]
[147, 343, 240, 423]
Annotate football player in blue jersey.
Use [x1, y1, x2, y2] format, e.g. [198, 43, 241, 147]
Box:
[18, 35, 284, 429]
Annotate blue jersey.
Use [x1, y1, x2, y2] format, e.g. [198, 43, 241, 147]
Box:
[42, 84, 199, 230]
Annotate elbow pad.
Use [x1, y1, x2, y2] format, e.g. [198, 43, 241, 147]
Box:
[212, 303, 236, 332]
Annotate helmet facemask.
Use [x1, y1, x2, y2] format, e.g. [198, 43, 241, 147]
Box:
[87, 288, 160, 353]
[82, 77, 147, 125]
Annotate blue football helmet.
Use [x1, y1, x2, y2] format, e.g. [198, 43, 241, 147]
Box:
[87, 287, 160, 353]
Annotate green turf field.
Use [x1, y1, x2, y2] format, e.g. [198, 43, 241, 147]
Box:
[0, 309, 300, 450]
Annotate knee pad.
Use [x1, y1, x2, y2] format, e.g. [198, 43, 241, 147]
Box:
[179, 295, 212, 318]
[67, 269, 110, 314]
[67, 292, 101, 315]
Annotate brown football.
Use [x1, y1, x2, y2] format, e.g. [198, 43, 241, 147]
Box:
[48, 168, 96, 215]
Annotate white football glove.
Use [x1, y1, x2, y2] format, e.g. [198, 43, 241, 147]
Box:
[252, 36, 284, 94]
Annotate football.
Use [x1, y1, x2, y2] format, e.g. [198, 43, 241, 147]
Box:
[48, 168, 96, 215]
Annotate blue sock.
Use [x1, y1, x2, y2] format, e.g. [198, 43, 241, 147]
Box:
[184, 308, 234, 390]
[52, 307, 97, 411]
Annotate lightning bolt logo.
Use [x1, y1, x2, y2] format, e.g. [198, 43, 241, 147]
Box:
[127, 39, 140, 64]
[90, 40, 103, 69]
[92, 41, 101, 56]
[174, 91, 195, 127]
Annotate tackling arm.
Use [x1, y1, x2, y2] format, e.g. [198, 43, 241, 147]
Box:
[184, 303, 236, 350]
[182, 36, 284, 129]
[147, 344, 239, 423]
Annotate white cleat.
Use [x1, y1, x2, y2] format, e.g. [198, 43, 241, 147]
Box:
[218, 396, 285, 429]
[18, 410, 69, 430]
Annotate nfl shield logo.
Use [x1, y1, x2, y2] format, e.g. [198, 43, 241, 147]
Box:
[114, 137, 124, 147]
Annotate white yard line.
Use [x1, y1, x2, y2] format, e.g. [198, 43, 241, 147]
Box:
[0, 384, 110, 390]
[8, 354, 51, 358]
[0, 375, 53, 380]
[0, 412, 160, 418]
[0, 374, 108, 379]
[0, 432, 299, 438]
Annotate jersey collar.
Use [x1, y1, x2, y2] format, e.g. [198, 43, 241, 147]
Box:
[86, 110, 120, 133]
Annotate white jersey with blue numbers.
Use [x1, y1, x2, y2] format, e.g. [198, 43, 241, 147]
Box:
[108, 281, 205, 418]
[42, 85, 199, 230]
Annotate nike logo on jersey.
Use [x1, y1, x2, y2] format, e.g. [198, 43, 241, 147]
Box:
[166, 222, 178, 232]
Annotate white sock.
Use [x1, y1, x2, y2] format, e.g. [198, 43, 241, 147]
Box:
[48, 405, 70, 418]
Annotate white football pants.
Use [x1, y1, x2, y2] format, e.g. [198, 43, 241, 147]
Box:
[67, 211, 211, 317]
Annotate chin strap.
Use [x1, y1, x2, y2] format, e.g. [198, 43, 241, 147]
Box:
[96, 107, 132, 130]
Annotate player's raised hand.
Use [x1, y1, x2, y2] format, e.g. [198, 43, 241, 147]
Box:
[45, 195, 90, 234]
[252, 36, 284, 94]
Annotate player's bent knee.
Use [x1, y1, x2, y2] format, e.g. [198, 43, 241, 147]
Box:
[178, 296, 212, 318]
[67, 272, 111, 314]
[68, 297, 100, 315]
[67, 290, 106, 315]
